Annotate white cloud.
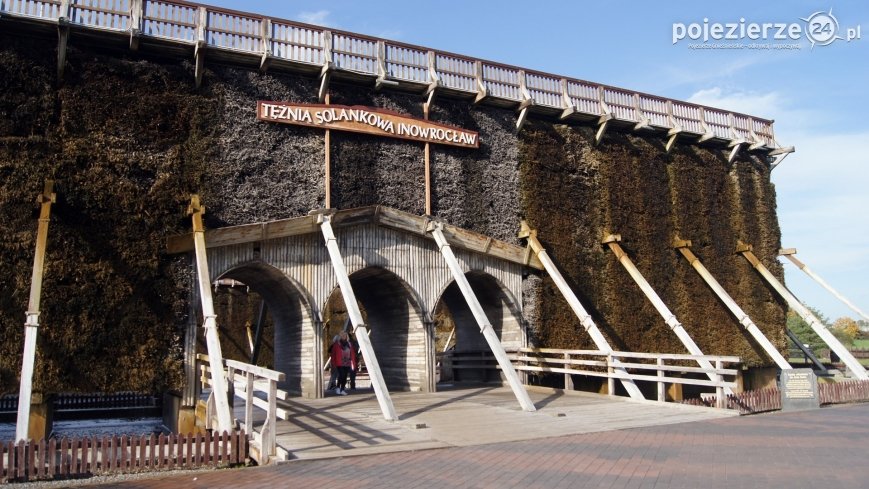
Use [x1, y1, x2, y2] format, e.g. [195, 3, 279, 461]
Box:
[297, 10, 331, 26]
[688, 87, 782, 118]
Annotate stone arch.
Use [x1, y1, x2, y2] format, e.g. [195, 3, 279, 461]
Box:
[323, 266, 430, 392]
[434, 271, 526, 384]
[216, 261, 319, 397]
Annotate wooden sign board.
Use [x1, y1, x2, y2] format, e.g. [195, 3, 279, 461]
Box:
[257, 101, 479, 149]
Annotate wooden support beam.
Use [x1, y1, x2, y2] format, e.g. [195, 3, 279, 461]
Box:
[737, 241, 868, 380]
[633, 94, 650, 131]
[15, 181, 55, 443]
[259, 18, 272, 72]
[768, 146, 795, 169]
[429, 222, 536, 412]
[602, 232, 732, 394]
[697, 108, 716, 143]
[519, 221, 645, 400]
[780, 248, 869, 323]
[559, 78, 576, 120]
[194, 7, 207, 88]
[727, 140, 745, 164]
[57, 0, 71, 81]
[665, 127, 682, 153]
[324, 93, 331, 208]
[423, 89, 434, 216]
[317, 213, 397, 420]
[674, 236, 791, 370]
[473, 60, 487, 104]
[187, 195, 234, 433]
[318, 31, 333, 103]
[129, 0, 143, 50]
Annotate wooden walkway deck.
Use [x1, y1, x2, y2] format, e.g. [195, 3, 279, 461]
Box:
[241, 385, 736, 461]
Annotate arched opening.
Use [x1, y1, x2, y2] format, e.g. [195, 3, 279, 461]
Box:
[434, 271, 525, 385]
[323, 267, 428, 392]
[208, 262, 317, 396]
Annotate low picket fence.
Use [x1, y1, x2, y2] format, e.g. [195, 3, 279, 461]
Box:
[0, 430, 247, 483]
[682, 379, 869, 415]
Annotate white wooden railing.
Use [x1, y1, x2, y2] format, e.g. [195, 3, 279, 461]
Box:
[0, 0, 777, 148]
[195, 354, 286, 464]
[440, 347, 740, 408]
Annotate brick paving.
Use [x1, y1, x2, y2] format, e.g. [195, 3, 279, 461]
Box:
[95, 403, 869, 489]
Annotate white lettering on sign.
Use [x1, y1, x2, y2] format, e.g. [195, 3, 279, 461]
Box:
[257, 101, 479, 149]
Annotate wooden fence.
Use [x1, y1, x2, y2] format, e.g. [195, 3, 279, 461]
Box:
[0, 430, 247, 483]
[439, 347, 740, 407]
[683, 379, 869, 415]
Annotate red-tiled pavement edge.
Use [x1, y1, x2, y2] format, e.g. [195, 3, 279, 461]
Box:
[95, 403, 869, 489]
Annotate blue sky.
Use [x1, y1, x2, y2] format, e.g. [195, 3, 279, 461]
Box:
[209, 0, 869, 323]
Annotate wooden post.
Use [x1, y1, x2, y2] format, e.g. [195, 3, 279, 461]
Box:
[423, 90, 433, 215]
[259, 18, 272, 72]
[244, 372, 253, 433]
[324, 93, 331, 209]
[266, 379, 277, 459]
[57, 0, 71, 81]
[194, 6, 208, 88]
[606, 354, 615, 396]
[563, 353, 573, 391]
[187, 196, 233, 433]
[715, 360, 725, 409]
[657, 358, 666, 402]
[129, 0, 143, 50]
[16, 181, 55, 443]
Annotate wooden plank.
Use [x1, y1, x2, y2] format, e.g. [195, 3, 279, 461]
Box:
[221, 432, 229, 465]
[90, 437, 98, 475]
[212, 431, 220, 465]
[224, 358, 285, 381]
[167, 434, 175, 470]
[195, 433, 202, 467]
[121, 435, 129, 471]
[230, 431, 238, 464]
[203, 431, 210, 466]
[186, 433, 193, 468]
[28, 437, 36, 480]
[37, 438, 47, 479]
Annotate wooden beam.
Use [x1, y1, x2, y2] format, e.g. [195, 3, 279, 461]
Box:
[129, 0, 143, 50]
[167, 205, 545, 270]
[16, 181, 56, 442]
[194, 7, 207, 88]
[324, 93, 331, 208]
[187, 195, 234, 432]
[259, 18, 272, 72]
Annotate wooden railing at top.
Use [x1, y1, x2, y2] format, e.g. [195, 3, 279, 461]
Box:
[195, 353, 286, 464]
[0, 0, 777, 148]
[439, 347, 740, 407]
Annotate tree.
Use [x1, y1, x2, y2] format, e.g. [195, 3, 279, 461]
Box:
[831, 317, 860, 346]
[786, 308, 827, 353]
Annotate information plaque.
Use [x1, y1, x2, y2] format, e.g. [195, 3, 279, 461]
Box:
[780, 368, 820, 411]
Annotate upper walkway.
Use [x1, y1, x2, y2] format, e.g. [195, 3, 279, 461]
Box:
[1, 0, 783, 152]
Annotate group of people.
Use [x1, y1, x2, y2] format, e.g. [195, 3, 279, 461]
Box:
[328, 331, 359, 395]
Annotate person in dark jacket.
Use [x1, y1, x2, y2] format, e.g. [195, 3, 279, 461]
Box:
[330, 331, 356, 395]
